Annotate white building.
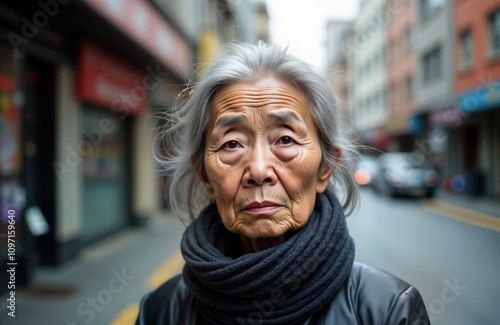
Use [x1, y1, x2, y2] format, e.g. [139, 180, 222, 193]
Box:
[348, 0, 390, 150]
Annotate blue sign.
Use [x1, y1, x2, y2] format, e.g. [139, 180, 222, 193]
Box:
[410, 114, 423, 134]
[459, 81, 500, 114]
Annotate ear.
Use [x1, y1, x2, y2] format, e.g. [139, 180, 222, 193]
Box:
[316, 148, 341, 193]
[191, 155, 216, 200]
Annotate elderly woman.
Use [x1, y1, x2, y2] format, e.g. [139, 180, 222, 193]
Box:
[136, 43, 429, 324]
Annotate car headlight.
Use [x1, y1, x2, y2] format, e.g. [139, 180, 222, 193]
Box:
[355, 169, 371, 185]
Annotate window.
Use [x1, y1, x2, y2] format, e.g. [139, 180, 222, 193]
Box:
[460, 30, 473, 70]
[488, 10, 500, 57]
[404, 27, 412, 52]
[389, 84, 395, 107]
[395, 84, 400, 106]
[406, 77, 413, 101]
[390, 42, 396, 63]
[383, 87, 387, 109]
[422, 46, 442, 82]
[420, 0, 443, 23]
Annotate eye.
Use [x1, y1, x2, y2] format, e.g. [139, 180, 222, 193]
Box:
[223, 140, 241, 149]
[277, 136, 294, 145]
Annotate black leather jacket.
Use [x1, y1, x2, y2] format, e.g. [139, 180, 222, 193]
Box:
[136, 262, 430, 324]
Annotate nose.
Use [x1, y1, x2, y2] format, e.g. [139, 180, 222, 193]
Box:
[242, 143, 278, 187]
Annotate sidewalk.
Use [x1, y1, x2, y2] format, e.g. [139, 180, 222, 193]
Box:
[423, 189, 500, 232]
[434, 189, 500, 218]
[0, 211, 187, 325]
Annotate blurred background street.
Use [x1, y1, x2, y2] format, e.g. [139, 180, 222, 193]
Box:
[1, 0, 499, 324]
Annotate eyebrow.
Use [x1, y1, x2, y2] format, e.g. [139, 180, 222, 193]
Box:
[267, 111, 302, 124]
[213, 116, 246, 129]
[213, 111, 302, 130]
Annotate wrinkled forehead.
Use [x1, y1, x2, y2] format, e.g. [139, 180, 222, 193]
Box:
[208, 77, 311, 121]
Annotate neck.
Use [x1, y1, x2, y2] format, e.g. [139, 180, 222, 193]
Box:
[239, 234, 287, 254]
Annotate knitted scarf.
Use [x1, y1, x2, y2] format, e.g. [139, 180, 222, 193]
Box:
[181, 190, 355, 324]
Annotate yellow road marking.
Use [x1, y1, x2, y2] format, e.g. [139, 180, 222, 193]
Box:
[147, 250, 185, 290]
[109, 250, 185, 325]
[423, 199, 500, 232]
[109, 303, 139, 325]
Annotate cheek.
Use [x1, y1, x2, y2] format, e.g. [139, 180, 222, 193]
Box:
[281, 151, 323, 190]
[205, 159, 241, 198]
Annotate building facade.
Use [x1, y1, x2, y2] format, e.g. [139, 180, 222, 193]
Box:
[413, 0, 455, 173]
[349, 0, 390, 153]
[325, 20, 352, 115]
[0, 0, 268, 293]
[0, 0, 195, 292]
[386, 0, 416, 152]
[450, 0, 500, 197]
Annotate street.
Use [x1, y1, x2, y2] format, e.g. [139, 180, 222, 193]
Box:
[348, 188, 500, 325]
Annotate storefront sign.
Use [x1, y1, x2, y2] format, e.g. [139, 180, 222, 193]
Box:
[76, 40, 147, 115]
[358, 128, 389, 150]
[429, 105, 464, 127]
[459, 82, 500, 114]
[83, 0, 191, 78]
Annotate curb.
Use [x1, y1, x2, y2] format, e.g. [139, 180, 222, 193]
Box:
[423, 199, 500, 232]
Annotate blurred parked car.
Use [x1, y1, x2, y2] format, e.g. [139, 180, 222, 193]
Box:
[354, 155, 380, 188]
[373, 153, 439, 198]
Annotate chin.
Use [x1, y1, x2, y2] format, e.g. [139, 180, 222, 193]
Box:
[242, 220, 288, 239]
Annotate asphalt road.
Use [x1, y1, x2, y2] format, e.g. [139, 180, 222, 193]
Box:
[347, 188, 500, 325]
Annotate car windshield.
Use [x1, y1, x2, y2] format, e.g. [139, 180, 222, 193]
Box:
[383, 153, 433, 169]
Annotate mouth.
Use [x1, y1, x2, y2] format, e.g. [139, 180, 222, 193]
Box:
[242, 201, 282, 214]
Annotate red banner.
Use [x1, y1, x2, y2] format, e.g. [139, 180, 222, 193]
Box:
[0, 75, 16, 93]
[83, 0, 191, 78]
[76, 40, 147, 115]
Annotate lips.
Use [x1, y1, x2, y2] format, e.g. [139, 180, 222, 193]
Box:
[243, 201, 282, 213]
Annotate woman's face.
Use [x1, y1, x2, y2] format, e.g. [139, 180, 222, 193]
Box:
[201, 77, 333, 239]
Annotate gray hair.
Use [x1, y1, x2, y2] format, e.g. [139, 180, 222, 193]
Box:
[153, 42, 359, 221]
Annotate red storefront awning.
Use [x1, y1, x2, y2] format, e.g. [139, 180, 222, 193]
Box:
[76, 40, 148, 115]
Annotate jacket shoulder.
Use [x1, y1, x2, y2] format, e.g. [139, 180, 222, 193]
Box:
[314, 262, 430, 324]
[349, 262, 429, 324]
[135, 274, 194, 325]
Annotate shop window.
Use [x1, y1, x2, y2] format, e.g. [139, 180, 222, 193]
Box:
[81, 107, 128, 239]
[0, 46, 23, 265]
[0, 48, 21, 177]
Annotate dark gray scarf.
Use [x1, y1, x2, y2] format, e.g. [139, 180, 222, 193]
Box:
[181, 190, 355, 324]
